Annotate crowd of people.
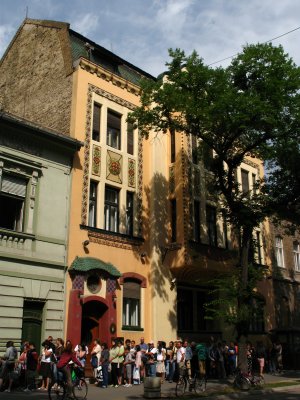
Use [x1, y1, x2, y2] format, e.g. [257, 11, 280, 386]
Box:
[0, 335, 284, 393]
[89, 336, 284, 389]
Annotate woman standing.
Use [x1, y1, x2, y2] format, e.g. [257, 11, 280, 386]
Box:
[100, 342, 110, 388]
[133, 345, 142, 384]
[166, 341, 175, 382]
[0, 341, 18, 392]
[116, 340, 125, 386]
[38, 340, 53, 391]
[256, 341, 266, 376]
[90, 339, 101, 380]
[156, 341, 166, 383]
[109, 339, 119, 387]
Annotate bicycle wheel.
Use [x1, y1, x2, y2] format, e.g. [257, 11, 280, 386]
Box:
[255, 375, 265, 388]
[48, 381, 66, 400]
[72, 378, 88, 400]
[194, 376, 206, 394]
[176, 377, 186, 397]
[234, 375, 250, 391]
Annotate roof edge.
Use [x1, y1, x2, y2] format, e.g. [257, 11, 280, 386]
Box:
[0, 18, 70, 69]
[0, 111, 82, 150]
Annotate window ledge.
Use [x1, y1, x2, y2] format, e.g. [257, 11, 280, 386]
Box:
[80, 225, 144, 249]
[0, 228, 35, 242]
[122, 326, 144, 331]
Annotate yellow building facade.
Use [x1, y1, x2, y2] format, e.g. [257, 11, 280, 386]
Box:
[0, 18, 276, 352]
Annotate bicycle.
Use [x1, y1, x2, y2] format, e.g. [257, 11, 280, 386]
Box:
[48, 365, 88, 400]
[233, 368, 265, 391]
[176, 368, 206, 397]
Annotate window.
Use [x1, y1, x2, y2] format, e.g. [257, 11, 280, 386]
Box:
[170, 130, 175, 163]
[88, 181, 98, 227]
[177, 289, 193, 331]
[241, 169, 249, 194]
[275, 236, 285, 268]
[194, 200, 200, 242]
[107, 110, 121, 149]
[293, 242, 300, 272]
[92, 103, 101, 141]
[249, 231, 262, 264]
[206, 205, 217, 246]
[104, 186, 119, 232]
[170, 199, 177, 242]
[127, 122, 134, 155]
[0, 174, 27, 232]
[249, 298, 265, 333]
[202, 142, 214, 170]
[126, 191, 134, 236]
[222, 211, 229, 249]
[252, 173, 257, 194]
[123, 279, 141, 327]
[256, 231, 262, 264]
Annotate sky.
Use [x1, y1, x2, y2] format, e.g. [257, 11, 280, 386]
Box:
[1, 0, 300, 77]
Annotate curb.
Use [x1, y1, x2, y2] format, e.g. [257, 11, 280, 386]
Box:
[206, 383, 300, 399]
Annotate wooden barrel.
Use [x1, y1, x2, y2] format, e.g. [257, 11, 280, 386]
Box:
[144, 377, 161, 398]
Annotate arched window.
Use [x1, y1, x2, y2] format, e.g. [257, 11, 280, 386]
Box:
[122, 279, 141, 328]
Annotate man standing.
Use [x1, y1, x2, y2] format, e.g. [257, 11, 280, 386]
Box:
[196, 341, 207, 379]
[175, 340, 186, 379]
[24, 342, 38, 392]
[139, 337, 148, 380]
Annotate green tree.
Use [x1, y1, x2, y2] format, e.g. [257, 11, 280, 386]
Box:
[129, 44, 300, 338]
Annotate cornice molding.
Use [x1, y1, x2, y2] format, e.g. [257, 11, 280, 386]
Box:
[78, 59, 141, 97]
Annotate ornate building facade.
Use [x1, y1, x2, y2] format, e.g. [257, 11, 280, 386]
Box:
[0, 18, 281, 353]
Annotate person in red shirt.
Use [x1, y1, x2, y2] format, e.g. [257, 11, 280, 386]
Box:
[57, 342, 82, 399]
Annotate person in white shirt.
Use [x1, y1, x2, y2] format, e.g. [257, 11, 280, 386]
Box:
[176, 340, 186, 378]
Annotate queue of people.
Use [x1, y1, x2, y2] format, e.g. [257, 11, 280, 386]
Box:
[0, 335, 284, 393]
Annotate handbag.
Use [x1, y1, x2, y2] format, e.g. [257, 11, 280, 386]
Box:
[133, 366, 140, 382]
[91, 355, 98, 368]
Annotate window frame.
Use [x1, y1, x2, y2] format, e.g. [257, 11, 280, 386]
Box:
[241, 169, 250, 194]
[107, 109, 121, 150]
[293, 242, 300, 272]
[170, 130, 175, 163]
[0, 173, 28, 232]
[206, 205, 217, 247]
[122, 279, 141, 329]
[92, 103, 101, 142]
[127, 122, 134, 155]
[126, 191, 134, 236]
[170, 198, 177, 243]
[88, 180, 98, 228]
[275, 236, 285, 268]
[104, 185, 119, 233]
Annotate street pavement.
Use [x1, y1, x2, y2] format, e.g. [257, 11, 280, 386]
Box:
[0, 371, 299, 399]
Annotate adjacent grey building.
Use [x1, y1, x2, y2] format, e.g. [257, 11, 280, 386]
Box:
[0, 111, 81, 351]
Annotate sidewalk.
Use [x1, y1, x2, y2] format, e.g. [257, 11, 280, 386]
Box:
[0, 371, 299, 399]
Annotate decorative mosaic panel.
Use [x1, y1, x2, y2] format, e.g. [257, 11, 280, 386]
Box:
[107, 278, 116, 293]
[106, 150, 122, 183]
[92, 145, 101, 176]
[72, 274, 84, 290]
[128, 158, 136, 188]
[169, 165, 175, 194]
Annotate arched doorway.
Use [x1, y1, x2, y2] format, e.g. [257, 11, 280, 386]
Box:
[81, 299, 108, 348]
